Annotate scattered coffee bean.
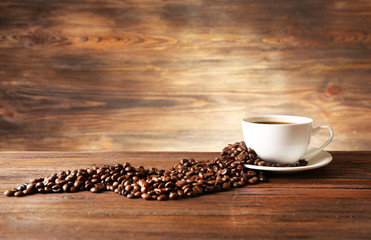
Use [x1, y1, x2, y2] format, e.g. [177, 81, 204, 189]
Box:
[4, 141, 271, 200]
[4, 190, 14, 196]
[90, 187, 101, 193]
[157, 194, 168, 201]
[141, 193, 152, 200]
[14, 191, 25, 197]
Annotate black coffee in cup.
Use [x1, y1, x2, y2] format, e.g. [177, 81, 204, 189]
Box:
[253, 121, 296, 124]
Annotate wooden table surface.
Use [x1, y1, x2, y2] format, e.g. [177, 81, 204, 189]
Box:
[1, 151, 370, 239]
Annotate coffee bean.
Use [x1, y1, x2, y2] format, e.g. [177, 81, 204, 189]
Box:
[62, 184, 69, 192]
[257, 161, 266, 166]
[38, 188, 45, 193]
[14, 191, 25, 197]
[169, 192, 179, 200]
[193, 186, 203, 195]
[52, 185, 62, 193]
[138, 179, 148, 188]
[221, 169, 229, 175]
[127, 194, 135, 199]
[177, 189, 184, 198]
[133, 191, 142, 197]
[141, 193, 152, 200]
[157, 194, 168, 201]
[4, 190, 15, 196]
[21, 189, 28, 195]
[247, 171, 256, 177]
[248, 176, 259, 184]
[16, 185, 26, 191]
[222, 182, 230, 190]
[259, 174, 267, 182]
[44, 186, 52, 193]
[154, 188, 162, 195]
[55, 178, 66, 185]
[165, 182, 175, 189]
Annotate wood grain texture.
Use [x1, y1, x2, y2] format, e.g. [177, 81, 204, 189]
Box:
[0, 0, 370, 151]
[0, 151, 370, 239]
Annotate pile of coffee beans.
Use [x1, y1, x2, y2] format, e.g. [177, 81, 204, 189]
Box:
[4, 141, 307, 200]
[221, 141, 308, 167]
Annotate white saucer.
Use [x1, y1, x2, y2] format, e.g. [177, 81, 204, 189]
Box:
[244, 147, 332, 173]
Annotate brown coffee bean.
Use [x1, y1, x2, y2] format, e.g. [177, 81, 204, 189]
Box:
[22, 189, 31, 195]
[221, 169, 229, 175]
[257, 161, 266, 166]
[154, 188, 162, 195]
[127, 194, 135, 199]
[62, 184, 70, 192]
[55, 178, 66, 185]
[233, 182, 240, 188]
[91, 178, 99, 184]
[183, 187, 192, 195]
[16, 185, 26, 191]
[259, 174, 267, 182]
[141, 193, 152, 200]
[222, 182, 230, 190]
[44, 186, 52, 193]
[207, 180, 216, 185]
[169, 192, 179, 200]
[14, 191, 25, 197]
[236, 164, 245, 170]
[4, 190, 15, 196]
[193, 186, 203, 195]
[177, 189, 184, 198]
[247, 171, 256, 177]
[246, 159, 253, 164]
[52, 185, 62, 193]
[157, 194, 168, 201]
[138, 179, 148, 188]
[132, 184, 140, 192]
[248, 176, 259, 184]
[124, 185, 132, 192]
[35, 182, 44, 189]
[125, 166, 135, 172]
[165, 182, 175, 189]
[132, 191, 140, 197]
[95, 183, 105, 190]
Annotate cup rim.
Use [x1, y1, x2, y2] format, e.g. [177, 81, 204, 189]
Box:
[241, 115, 313, 125]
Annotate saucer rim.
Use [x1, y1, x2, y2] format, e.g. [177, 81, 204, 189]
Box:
[243, 148, 332, 173]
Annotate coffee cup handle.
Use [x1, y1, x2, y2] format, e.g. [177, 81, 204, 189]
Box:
[301, 126, 334, 160]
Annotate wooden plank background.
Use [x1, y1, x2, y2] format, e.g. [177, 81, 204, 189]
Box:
[0, 0, 370, 151]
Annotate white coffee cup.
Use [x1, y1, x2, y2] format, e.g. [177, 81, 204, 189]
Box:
[241, 115, 334, 164]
